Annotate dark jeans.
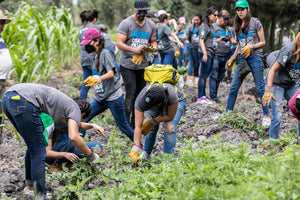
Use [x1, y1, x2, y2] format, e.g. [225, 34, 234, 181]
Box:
[160, 51, 175, 65]
[198, 53, 213, 98]
[2, 91, 46, 196]
[209, 56, 227, 101]
[187, 48, 200, 76]
[178, 45, 188, 67]
[120, 66, 146, 128]
[46, 133, 102, 164]
[81, 95, 134, 141]
[80, 65, 92, 99]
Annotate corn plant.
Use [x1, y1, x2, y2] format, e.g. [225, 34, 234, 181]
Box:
[2, 2, 80, 83]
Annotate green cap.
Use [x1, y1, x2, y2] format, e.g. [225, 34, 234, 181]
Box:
[234, 0, 249, 10]
[39, 113, 54, 147]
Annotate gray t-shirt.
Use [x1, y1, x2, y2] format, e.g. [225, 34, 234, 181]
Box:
[177, 27, 186, 43]
[117, 16, 156, 70]
[213, 23, 232, 57]
[186, 24, 200, 49]
[272, 42, 300, 86]
[78, 23, 106, 66]
[92, 49, 121, 102]
[157, 23, 173, 53]
[237, 17, 263, 57]
[198, 23, 215, 57]
[102, 32, 115, 48]
[135, 83, 179, 112]
[7, 83, 81, 130]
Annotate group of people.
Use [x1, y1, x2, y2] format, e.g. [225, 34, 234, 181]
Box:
[1, 0, 300, 199]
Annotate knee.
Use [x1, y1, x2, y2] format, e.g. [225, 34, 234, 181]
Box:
[164, 123, 175, 133]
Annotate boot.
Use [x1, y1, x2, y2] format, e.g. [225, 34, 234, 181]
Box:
[193, 77, 199, 88]
[185, 75, 194, 87]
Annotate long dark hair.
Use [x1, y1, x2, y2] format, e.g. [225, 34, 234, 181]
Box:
[192, 13, 202, 25]
[94, 36, 106, 73]
[79, 9, 99, 25]
[234, 9, 251, 36]
[158, 14, 168, 23]
[203, 6, 217, 26]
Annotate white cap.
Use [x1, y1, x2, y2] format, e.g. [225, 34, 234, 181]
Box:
[157, 10, 170, 16]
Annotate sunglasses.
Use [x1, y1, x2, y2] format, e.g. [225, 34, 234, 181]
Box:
[137, 10, 148, 15]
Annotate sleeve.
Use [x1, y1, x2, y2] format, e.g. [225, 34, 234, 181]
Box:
[102, 50, 116, 72]
[185, 26, 191, 41]
[276, 45, 292, 67]
[163, 24, 172, 36]
[150, 20, 157, 37]
[253, 18, 262, 33]
[117, 20, 128, 35]
[167, 86, 179, 105]
[199, 24, 208, 39]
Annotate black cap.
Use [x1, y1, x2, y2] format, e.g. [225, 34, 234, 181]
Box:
[134, 0, 149, 10]
[138, 86, 167, 111]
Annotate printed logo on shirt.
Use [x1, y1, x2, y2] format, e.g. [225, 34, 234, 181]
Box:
[282, 55, 288, 64]
[131, 30, 150, 48]
[238, 30, 254, 48]
[192, 29, 199, 43]
[288, 61, 300, 80]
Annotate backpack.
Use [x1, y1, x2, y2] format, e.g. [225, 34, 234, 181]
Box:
[144, 64, 179, 89]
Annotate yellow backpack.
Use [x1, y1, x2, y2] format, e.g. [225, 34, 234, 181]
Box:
[144, 64, 179, 89]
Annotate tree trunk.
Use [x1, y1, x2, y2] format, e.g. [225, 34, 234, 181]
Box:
[277, 25, 285, 50]
[269, 16, 276, 51]
[261, 20, 269, 51]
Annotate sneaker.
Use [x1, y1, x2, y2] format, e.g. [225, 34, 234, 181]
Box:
[23, 186, 51, 199]
[262, 117, 271, 128]
[205, 97, 214, 105]
[197, 96, 207, 104]
[140, 151, 151, 160]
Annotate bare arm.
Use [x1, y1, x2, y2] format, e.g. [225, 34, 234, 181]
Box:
[117, 33, 144, 54]
[154, 102, 178, 123]
[200, 38, 207, 62]
[170, 32, 184, 48]
[80, 122, 105, 136]
[149, 35, 158, 49]
[68, 118, 92, 156]
[266, 61, 281, 87]
[98, 69, 114, 81]
[253, 27, 265, 49]
[133, 109, 144, 146]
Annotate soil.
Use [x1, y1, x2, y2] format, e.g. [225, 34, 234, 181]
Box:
[0, 65, 298, 199]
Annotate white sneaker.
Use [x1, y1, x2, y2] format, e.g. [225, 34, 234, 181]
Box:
[24, 186, 52, 199]
[262, 117, 271, 128]
[140, 151, 151, 160]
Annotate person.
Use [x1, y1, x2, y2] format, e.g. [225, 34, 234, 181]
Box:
[45, 104, 104, 168]
[157, 10, 178, 31]
[2, 84, 103, 199]
[197, 6, 218, 104]
[185, 13, 202, 87]
[0, 10, 12, 144]
[146, 11, 160, 64]
[157, 13, 184, 66]
[226, 19, 237, 84]
[262, 32, 300, 139]
[117, 0, 157, 128]
[78, 9, 106, 99]
[176, 17, 189, 68]
[225, 0, 270, 126]
[79, 28, 135, 141]
[129, 80, 186, 162]
[209, 10, 236, 103]
[288, 90, 300, 143]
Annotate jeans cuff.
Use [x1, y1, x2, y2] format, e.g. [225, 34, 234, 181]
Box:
[25, 179, 33, 186]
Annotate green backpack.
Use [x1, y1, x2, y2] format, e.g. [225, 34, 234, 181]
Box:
[144, 64, 179, 89]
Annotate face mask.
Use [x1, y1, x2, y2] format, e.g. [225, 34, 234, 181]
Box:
[85, 44, 95, 53]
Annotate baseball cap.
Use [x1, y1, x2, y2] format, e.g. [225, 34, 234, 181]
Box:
[218, 10, 230, 19]
[158, 10, 170, 16]
[178, 17, 186, 24]
[138, 86, 167, 111]
[80, 28, 101, 46]
[288, 91, 300, 121]
[147, 11, 159, 23]
[234, 0, 249, 10]
[0, 10, 11, 24]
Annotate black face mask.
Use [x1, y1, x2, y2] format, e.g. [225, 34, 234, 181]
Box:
[85, 44, 95, 53]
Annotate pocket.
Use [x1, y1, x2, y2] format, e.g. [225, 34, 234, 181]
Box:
[7, 95, 26, 117]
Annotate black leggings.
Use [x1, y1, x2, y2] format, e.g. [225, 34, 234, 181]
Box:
[120, 66, 146, 128]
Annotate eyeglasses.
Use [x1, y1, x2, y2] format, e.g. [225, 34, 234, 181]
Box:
[137, 10, 148, 15]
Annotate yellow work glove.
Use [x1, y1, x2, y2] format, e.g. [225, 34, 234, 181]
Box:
[175, 48, 180, 57]
[129, 144, 143, 163]
[132, 52, 144, 65]
[262, 86, 276, 106]
[142, 115, 158, 136]
[241, 44, 253, 58]
[225, 56, 235, 70]
[84, 75, 101, 86]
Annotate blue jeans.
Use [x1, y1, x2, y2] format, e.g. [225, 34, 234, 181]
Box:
[81, 95, 134, 141]
[46, 133, 102, 164]
[187, 48, 200, 76]
[144, 99, 186, 154]
[209, 56, 227, 101]
[269, 83, 300, 139]
[80, 65, 92, 99]
[178, 46, 188, 67]
[160, 51, 175, 66]
[153, 54, 160, 65]
[2, 91, 46, 196]
[198, 53, 213, 98]
[226, 55, 269, 116]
